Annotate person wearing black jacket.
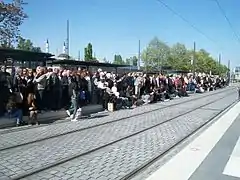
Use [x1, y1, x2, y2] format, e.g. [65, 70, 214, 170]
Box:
[61, 72, 69, 109]
[66, 76, 78, 121]
[77, 72, 88, 107]
[144, 74, 151, 94]
[0, 66, 11, 116]
[48, 69, 61, 110]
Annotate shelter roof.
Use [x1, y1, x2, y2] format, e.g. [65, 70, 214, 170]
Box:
[49, 59, 130, 68]
[0, 48, 54, 62]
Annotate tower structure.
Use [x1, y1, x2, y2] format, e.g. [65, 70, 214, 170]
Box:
[45, 39, 49, 53]
[63, 42, 66, 54]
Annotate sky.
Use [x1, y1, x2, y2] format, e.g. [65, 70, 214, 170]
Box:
[17, 0, 240, 67]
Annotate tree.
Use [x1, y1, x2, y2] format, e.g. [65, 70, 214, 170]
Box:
[140, 36, 229, 75]
[169, 43, 191, 71]
[0, 0, 28, 47]
[141, 37, 170, 71]
[87, 43, 93, 59]
[16, 37, 42, 52]
[17, 37, 32, 50]
[113, 54, 124, 65]
[126, 56, 138, 66]
[194, 49, 228, 75]
[84, 47, 88, 61]
[32, 46, 42, 53]
[84, 43, 93, 61]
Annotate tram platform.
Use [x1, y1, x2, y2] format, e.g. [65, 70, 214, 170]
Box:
[146, 101, 240, 180]
[0, 104, 103, 129]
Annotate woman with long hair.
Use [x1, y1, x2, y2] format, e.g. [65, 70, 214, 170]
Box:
[27, 93, 38, 125]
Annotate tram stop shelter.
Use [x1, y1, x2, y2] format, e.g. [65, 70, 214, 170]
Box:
[48, 59, 132, 74]
[0, 48, 54, 68]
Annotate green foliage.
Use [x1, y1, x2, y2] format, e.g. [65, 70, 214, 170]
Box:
[16, 37, 42, 52]
[0, 0, 28, 47]
[141, 37, 170, 71]
[125, 56, 138, 66]
[169, 43, 191, 71]
[31, 46, 42, 53]
[113, 54, 125, 65]
[194, 49, 228, 75]
[141, 37, 229, 75]
[84, 43, 93, 61]
[84, 48, 88, 61]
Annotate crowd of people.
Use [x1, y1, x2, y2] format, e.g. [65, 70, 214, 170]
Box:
[0, 65, 228, 126]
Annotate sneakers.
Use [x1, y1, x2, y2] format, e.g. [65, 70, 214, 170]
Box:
[66, 110, 71, 117]
[71, 117, 78, 122]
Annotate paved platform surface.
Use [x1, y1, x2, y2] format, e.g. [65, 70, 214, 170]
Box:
[147, 101, 240, 180]
[0, 87, 237, 180]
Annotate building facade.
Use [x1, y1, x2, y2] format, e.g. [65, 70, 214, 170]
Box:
[233, 66, 240, 81]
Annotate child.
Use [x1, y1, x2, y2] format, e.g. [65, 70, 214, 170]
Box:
[27, 93, 38, 125]
[6, 94, 24, 126]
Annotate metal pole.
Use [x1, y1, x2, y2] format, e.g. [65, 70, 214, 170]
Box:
[227, 60, 230, 84]
[218, 53, 221, 75]
[228, 59, 230, 71]
[193, 41, 196, 74]
[160, 52, 163, 74]
[138, 40, 141, 70]
[145, 51, 148, 73]
[218, 53, 221, 65]
[157, 45, 161, 73]
[130, 58, 132, 71]
[78, 50, 80, 61]
[66, 20, 69, 59]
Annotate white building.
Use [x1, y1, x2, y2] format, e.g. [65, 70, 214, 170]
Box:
[233, 66, 240, 81]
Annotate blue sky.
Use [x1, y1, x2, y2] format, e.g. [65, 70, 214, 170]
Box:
[19, 0, 240, 67]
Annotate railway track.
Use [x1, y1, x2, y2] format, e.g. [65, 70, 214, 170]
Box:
[0, 87, 233, 135]
[120, 99, 237, 180]
[0, 88, 235, 152]
[5, 89, 236, 180]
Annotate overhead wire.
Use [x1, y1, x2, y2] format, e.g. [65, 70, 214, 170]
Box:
[155, 0, 217, 44]
[213, 0, 240, 44]
[154, 0, 230, 53]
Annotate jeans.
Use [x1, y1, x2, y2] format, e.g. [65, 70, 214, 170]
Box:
[187, 83, 196, 91]
[68, 97, 78, 119]
[36, 89, 44, 110]
[10, 109, 23, 124]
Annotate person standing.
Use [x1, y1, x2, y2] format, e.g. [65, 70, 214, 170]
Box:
[66, 75, 78, 121]
[0, 66, 11, 116]
[33, 67, 47, 111]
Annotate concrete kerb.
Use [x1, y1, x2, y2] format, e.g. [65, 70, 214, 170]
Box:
[0, 105, 103, 129]
[0, 87, 233, 130]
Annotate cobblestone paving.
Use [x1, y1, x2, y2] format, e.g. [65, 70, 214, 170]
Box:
[24, 108, 221, 180]
[0, 92, 235, 179]
[0, 89, 234, 151]
[131, 96, 238, 180]
[125, 114, 229, 180]
[202, 94, 237, 110]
